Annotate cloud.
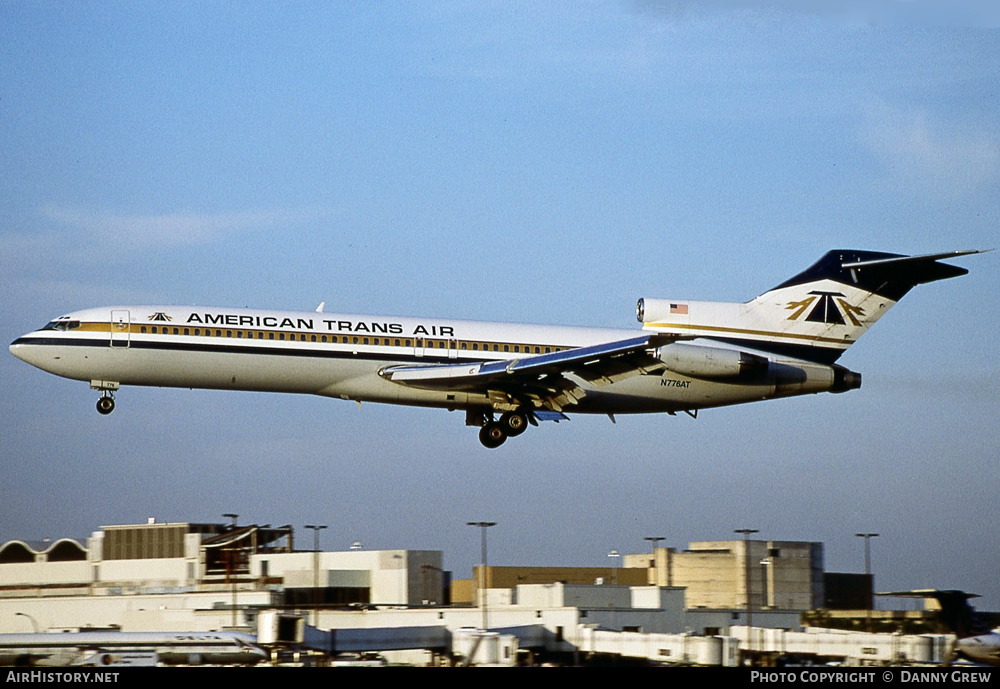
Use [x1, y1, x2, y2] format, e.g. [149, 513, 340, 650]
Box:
[861, 107, 1000, 197]
[38, 206, 336, 251]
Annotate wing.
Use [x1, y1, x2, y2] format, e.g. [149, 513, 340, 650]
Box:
[379, 333, 675, 412]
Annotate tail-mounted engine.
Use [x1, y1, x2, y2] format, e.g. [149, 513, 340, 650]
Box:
[656, 343, 767, 379]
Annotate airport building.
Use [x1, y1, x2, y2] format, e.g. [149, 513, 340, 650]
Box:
[0, 520, 443, 634]
[457, 540, 827, 613]
[1, 519, 948, 666]
[622, 540, 825, 610]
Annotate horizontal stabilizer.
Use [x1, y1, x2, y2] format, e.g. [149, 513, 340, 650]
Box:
[775, 249, 989, 302]
[842, 249, 990, 269]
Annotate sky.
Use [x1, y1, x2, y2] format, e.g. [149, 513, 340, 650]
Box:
[1, 2, 998, 611]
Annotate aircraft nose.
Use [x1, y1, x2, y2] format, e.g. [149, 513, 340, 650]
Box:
[10, 338, 28, 362]
[10, 336, 42, 367]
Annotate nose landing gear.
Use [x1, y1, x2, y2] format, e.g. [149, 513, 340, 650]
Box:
[96, 392, 115, 415]
[90, 381, 120, 415]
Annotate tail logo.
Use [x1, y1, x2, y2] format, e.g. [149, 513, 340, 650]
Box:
[786, 292, 865, 327]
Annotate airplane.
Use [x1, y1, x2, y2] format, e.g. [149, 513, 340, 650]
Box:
[880, 590, 1000, 667]
[9, 249, 987, 448]
[0, 630, 267, 666]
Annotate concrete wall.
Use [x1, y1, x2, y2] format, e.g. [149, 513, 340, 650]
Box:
[251, 549, 443, 605]
[0, 590, 278, 633]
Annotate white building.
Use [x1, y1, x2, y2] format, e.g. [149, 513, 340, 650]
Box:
[0, 520, 442, 634]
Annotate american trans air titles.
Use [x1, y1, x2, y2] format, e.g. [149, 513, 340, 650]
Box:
[10, 249, 988, 448]
[185, 312, 455, 337]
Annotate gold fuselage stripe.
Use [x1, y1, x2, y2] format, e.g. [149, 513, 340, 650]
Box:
[64, 321, 572, 357]
[644, 321, 854, 346]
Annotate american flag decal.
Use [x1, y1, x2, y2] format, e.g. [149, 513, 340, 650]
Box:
[670, 303, 688, 315]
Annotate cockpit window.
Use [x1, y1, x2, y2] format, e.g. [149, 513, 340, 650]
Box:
[41, 319, 81, 331]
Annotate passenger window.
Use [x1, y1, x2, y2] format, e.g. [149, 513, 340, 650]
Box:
[141, 326, 147, 334]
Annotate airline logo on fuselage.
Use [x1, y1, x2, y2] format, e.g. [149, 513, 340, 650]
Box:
[185, 312, 455, 337]
[785, 292, 865, 327]
[148, 312, 173, 322]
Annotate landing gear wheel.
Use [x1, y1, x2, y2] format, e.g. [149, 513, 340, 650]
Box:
[500, 411, 528, 437]
[96, 396, 115, 415]
[478, 422, 507, 449]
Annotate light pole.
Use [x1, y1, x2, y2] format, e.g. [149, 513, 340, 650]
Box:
[467, 521, 496, 631]
[420, 564, 443, 605]
[607, 549, 620, 586]
[735, 528, 759, 663]
[305, 524, 327, 626]
[760, 558, 771, 609]
[856, 532, 878, 631]
[643, 536, 665, 585]
[222, 513, 239, 627]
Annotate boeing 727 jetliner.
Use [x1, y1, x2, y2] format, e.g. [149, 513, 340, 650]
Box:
[10, 249, 986, 448]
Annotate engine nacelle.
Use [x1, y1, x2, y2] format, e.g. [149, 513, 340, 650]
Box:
[637, 297, 683, 323]
[657, 343, 767, 379]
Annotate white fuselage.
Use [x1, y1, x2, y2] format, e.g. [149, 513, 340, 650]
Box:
[0, 630, 266, 666]
[10, 304, 846, 418]
[956, 633, 1000, 667]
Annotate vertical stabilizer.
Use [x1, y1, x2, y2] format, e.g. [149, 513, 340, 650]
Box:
[640, 249, 985, 364]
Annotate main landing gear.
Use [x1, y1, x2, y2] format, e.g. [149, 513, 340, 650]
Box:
[477, 411, 529, 449]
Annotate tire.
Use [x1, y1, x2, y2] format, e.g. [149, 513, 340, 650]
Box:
[96, 397, 115, 415]
[501, 411, 528, 437]
[478, 422, 506, 449]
